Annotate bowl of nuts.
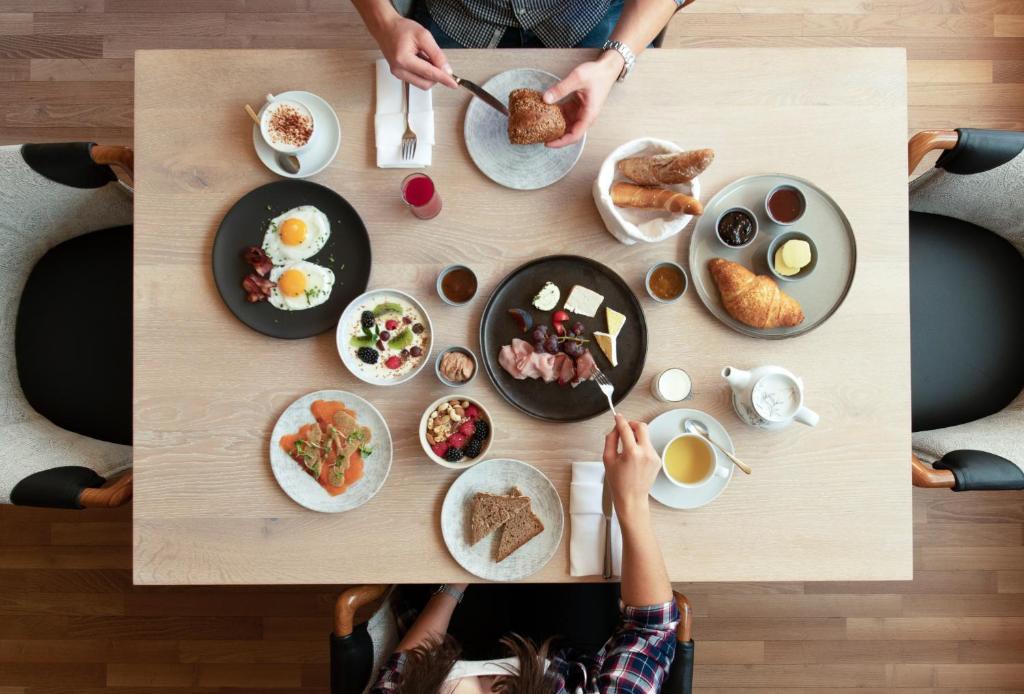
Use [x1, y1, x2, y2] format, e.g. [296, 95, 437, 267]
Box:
[420, 396, 493, 468]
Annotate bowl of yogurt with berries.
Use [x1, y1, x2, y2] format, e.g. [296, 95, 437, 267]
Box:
[337, 289, 432, 386]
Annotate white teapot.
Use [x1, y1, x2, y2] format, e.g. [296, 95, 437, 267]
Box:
[722, 365, 819, 431]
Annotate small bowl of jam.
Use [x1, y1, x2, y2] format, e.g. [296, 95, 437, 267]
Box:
[764, 185, 806, 226]
[436, 265, 478, 306]
[715, 207, 758, 249]
[645, 261, 688, 304]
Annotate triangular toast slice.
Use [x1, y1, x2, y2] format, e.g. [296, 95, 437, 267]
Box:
[468, 489, 530, 545]
[496, 504, 545, 562]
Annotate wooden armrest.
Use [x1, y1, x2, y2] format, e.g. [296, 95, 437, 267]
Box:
[90, 144, 134, 178]
[673, 591, 693, 642]
[911, 454, 956, 489]
[334, 585, 390, 637]
[908, 129, 958, 175]
[79, 471, 133, 508]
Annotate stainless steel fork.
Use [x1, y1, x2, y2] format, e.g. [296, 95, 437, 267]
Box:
[592, 366, 616, 417]
[401, 82, 417, 161]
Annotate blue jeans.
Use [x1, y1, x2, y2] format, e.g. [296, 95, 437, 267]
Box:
[414, 0, 625, 49]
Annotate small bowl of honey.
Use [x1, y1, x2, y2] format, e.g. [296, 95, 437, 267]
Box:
[645, 261, 688, 304]
[764, 184, 806, 226]
[436, 265, 478, 306]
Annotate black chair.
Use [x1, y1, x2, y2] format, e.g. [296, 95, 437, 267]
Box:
[0, 142, 134, 509]
[906, 129, 1024, 492]
[329, 585, 695, 693]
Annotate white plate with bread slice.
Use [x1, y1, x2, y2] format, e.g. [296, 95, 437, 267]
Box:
[440, 458, 564, 581]
[594, 138, 710, 245]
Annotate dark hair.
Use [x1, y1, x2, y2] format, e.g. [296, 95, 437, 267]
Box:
[393, 633, 556, 694]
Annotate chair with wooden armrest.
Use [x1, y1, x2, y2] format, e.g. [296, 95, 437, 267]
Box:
[907, 129, 1024, 492]
[331, 586, 696, 693]
[1, 142, 133, 509]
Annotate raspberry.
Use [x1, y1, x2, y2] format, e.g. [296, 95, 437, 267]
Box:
[464, 404, 480, 420]
[448, 433, 467, 449]
[431, 442, 449, 458]
[356, 347, 378, 364]
[384, 355, 402, 369]
[385, 319, 399, 330]
[444, 447, 464, 463]
[464, 437, 483, 459]
[472, 420, 489, 441]
[458, 421, 476, 438]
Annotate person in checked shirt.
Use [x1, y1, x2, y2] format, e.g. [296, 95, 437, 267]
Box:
[351, 0, 689, 147]
[369, 415, 680, 693]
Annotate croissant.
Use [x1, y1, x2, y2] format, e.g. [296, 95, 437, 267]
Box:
[611, 182, 703, 215]
[507, 89, 565, 145]
[617, 148, 715, 185]
[708, 258, 804, 329]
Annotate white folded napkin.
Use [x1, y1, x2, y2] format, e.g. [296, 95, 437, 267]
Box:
[375, 58, 435, 168]
[570, 462, 623, 578]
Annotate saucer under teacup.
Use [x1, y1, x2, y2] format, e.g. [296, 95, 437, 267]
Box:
[253, 90, 341, 179]
[648, 408, 735, 510]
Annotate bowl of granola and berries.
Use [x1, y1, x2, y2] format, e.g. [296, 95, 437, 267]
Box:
[420, 396, 494, 469]
[337, 289, 432, 386]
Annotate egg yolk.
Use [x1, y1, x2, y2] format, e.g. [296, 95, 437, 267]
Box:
[278, 268, 308, 297]
[279, 218, 307, 246]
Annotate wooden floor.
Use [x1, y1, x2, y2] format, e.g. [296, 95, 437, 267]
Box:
[1, 1, 1023, 692]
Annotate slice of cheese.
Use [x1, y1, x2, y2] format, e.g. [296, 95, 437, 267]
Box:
[593, 331, 618, 368]
[563, 285, 604, 318]
[605, 307, 626, 337]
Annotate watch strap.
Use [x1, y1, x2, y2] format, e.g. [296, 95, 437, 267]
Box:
[602, 40, 636, 82]
[433, 584, 464, 604]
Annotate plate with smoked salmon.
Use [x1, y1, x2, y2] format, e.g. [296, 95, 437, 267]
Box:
[270, 390, 393, 513]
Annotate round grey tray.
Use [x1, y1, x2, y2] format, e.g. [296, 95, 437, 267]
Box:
[689, 174, 857, 339]
[464, 68, 586, 191]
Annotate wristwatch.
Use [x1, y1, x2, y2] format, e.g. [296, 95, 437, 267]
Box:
[432, 584, 464, 604]
[602, 40, 636, 82]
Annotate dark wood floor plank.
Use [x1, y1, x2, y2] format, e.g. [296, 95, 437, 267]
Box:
[0, 35, 101, 59]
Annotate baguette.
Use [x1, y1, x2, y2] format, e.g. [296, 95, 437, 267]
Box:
[617, 148, 715, 185]
[611, 182, 703, 215]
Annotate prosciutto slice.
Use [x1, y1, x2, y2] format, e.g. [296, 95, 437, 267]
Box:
[242, 273, 276, 303]
[498, 339, 599, 387]
[242, 245, 274, 277]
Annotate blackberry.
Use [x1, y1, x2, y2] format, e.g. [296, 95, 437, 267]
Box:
[472, 420, 489, 441]
[360, 310, 375, 330]
[356, 347, 379, 364]
[444, 447, 465, 463]
[464, 437, 483, 459]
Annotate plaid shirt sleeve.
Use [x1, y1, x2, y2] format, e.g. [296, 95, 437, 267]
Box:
[595, 600, 680, 693]
[368, 651, 406, 693]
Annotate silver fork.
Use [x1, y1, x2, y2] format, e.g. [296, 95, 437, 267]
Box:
[592, 366, 616, 416]
[401, 82, 417, 161]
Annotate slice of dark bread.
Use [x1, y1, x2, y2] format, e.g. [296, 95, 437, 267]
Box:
[468, 490, 530, 545]
[496, 504, 544, 562]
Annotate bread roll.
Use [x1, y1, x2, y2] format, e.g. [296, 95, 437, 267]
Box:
[611, 182, 703, 215]
[617, 148, 715, 185]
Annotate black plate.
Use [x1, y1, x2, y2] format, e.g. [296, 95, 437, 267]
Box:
[480, 255, 648, 422]
[212, 180, 371, 339]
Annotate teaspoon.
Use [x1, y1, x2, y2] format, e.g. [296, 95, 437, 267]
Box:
[244, 104, 301, 175]
[683, 419, 752, 475]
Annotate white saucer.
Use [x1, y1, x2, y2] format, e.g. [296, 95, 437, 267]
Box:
[648, 408, 736, 510]
[253, 90, 341, 179]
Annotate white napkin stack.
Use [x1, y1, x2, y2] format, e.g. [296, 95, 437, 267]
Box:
[570, 461, 623, 578]
[375, 58, 435, 168]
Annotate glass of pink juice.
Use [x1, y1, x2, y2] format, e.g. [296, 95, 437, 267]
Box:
[401, 173, 442, 220]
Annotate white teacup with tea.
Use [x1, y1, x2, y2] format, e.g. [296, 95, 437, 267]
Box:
[660, 433, 730, 488]
[259, 93, 317, 155]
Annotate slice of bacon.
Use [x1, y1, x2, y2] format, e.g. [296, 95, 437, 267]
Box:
[243, 273, 276, 303]
[242, 245, 273, 277]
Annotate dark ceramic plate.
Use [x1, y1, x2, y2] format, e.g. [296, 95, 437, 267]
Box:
[479, 255, 647, 422]
[212, 180, 371, 339]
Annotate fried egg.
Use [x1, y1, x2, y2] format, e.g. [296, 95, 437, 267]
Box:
[262, 205, 330, 264]
[268, 261, 335, 311]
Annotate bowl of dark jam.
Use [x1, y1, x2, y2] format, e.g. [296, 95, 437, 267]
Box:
[715, 207, 758, 249]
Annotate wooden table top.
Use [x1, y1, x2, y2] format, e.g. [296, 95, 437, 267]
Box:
[133, 48, 911, 585]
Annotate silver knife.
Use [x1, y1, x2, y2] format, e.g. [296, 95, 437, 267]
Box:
[602, 479, 614, 580]
[453, 74, 509, 117]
